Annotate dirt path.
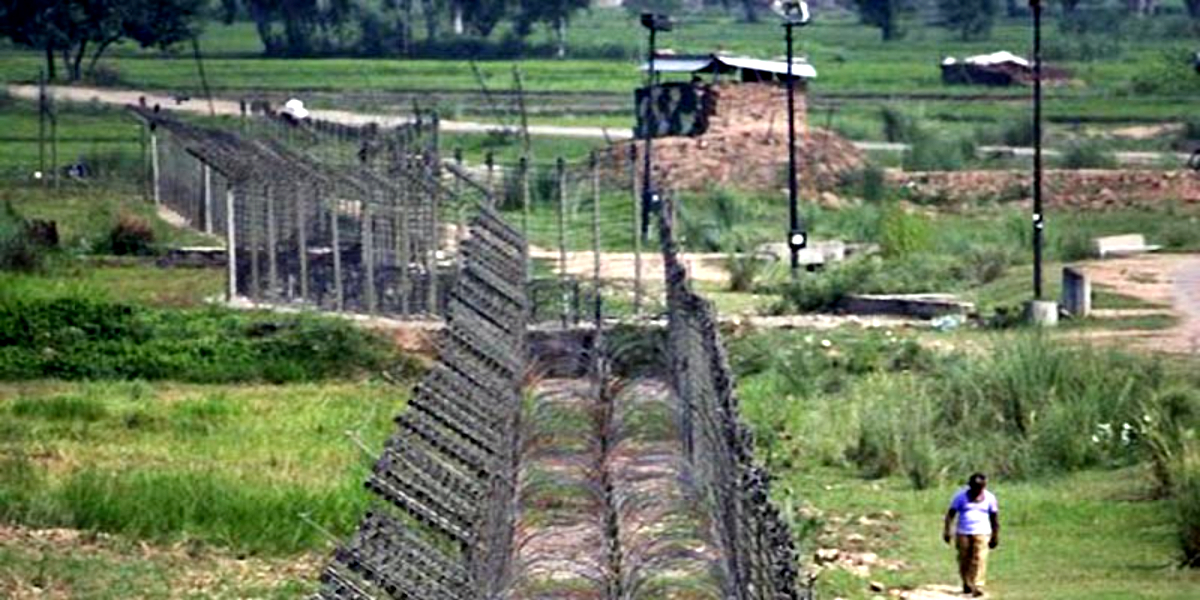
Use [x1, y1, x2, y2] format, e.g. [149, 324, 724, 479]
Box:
[10, 84, 1192, 166]
[1077, 254, 1200, 353]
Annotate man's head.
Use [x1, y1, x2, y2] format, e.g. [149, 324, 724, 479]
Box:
[968, 472, 988, 492]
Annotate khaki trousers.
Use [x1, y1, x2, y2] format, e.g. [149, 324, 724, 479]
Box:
[956, 534, 990, 591]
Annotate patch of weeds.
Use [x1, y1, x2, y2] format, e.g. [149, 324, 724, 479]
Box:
[11, 395, 108, 422]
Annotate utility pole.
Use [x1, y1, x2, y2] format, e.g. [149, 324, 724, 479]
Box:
[1031, 0, 1044, 301]
[639, 14, 672, 241]
[779, 2, 811, 280]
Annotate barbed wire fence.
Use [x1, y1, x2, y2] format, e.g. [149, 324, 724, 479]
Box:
[656, 193, 807, 599]
[139, 104, 493, 317]
[133, 100, 804, 597]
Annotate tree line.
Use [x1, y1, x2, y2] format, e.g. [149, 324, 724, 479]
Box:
[854, 0, 1200, 42]
[2, 0, 1198, 81]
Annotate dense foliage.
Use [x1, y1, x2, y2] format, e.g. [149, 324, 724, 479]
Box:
[0, 295, 402, 382]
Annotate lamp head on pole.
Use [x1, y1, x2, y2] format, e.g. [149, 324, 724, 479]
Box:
[774, 1, 811, 26]
[640, 13, 673, 32]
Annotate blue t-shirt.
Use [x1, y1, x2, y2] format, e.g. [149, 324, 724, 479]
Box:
[949, 488, 998, 535]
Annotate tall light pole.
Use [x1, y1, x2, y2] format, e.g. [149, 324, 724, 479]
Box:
[640, 13, 672, 240]
[1031, 0, 1044, 300]
[778, 2, 812, 279]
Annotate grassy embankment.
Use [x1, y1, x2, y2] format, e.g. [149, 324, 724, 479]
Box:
[731, 328, 1200, 598]
[0, 187, 418, 597]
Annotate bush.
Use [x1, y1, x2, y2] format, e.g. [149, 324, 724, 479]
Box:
[1058, 141, 1117, 170]
[0, 202, 43, 272]
[727, 251, 764, 293]
[1174, 446, 1200, 568]
[880, 107, 921, 144]
[904, 129, 976, 172]
[0, 296, 402, 382]
[879, 204, 933, 258]
[105, 213, 156, 256]
[840, 165, 889, 203]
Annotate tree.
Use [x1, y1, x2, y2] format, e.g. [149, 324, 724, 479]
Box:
[224, 0, 354, 56]
[0, 0, 202, 81]
[938, 0, 998, 40]
[853, 0, 907, 41]
[515, 0, 588, 58]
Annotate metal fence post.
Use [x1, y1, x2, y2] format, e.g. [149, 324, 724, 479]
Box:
[557, 157, 569, 327]
[150, 126, 159, 204]
[225, 188, 238, 302]
[363, 197, 377, 314]
[629, 145, 643, 317]
[249, 188, 262, 301]
[590, 151, 602, 323]
[331, 199, 344, 311]
[202, 165, 214, 234]
[38, 69, 46, 187]
[298, 188, 309, 303]
[266, 184, 279, 298]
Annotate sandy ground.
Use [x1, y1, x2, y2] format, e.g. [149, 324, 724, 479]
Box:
[1077, 254, 1200, 354]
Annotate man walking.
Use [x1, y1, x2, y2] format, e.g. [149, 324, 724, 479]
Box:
[943, 472, 1000, 597]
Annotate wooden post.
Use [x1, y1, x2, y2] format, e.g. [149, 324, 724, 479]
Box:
[363, 197, 377, 314]
[266, 184, 278, 298]
[225, 189, 238, 302]
[202, 165, 213, 234]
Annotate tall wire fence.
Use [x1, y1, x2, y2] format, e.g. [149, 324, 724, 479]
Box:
[139, 105, 491, 317]
[314, 208, 528, 599]
[657, 195, 805, 600]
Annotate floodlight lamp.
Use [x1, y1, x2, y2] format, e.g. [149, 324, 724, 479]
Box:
[788, 230, 808, 251]
[640, 13, 673, 32]
[774, 1, 811, 25]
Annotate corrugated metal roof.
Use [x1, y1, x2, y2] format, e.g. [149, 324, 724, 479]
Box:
[639, 54, 817, 79]
[717, 56, 818, 79]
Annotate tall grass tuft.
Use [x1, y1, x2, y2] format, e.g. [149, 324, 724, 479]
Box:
[11, 395, 108, 422]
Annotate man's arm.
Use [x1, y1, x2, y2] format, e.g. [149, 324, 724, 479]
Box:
[943, 509, 956, 544]
[988, 511, 1000, 549]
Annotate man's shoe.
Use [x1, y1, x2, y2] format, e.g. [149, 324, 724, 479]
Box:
[962, 585, 972, 594]
[971, 590, 985, 598]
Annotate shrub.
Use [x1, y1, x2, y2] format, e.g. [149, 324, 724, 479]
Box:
[880, 107, 921, 144]
[1174, 446, 1200, 568]
[904, 130, 976, 172]
[0, 296, 401, 383]
[879, 204, 933, 258]
[105, 213, 156, 256]
[1058, 141, 1117, 170]
[953, 245, 1015, 286]
[840, 165, 889, 204]
[0, 202, 42, 272]
[727, 251, 764, 293]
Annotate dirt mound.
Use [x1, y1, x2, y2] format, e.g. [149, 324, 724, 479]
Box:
[891, 169, 1200, 208]
[607, 128, 864, 194]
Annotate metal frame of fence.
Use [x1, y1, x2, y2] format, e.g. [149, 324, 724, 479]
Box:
[137, 105, 490, 317]
[131, 103, 802, 598]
